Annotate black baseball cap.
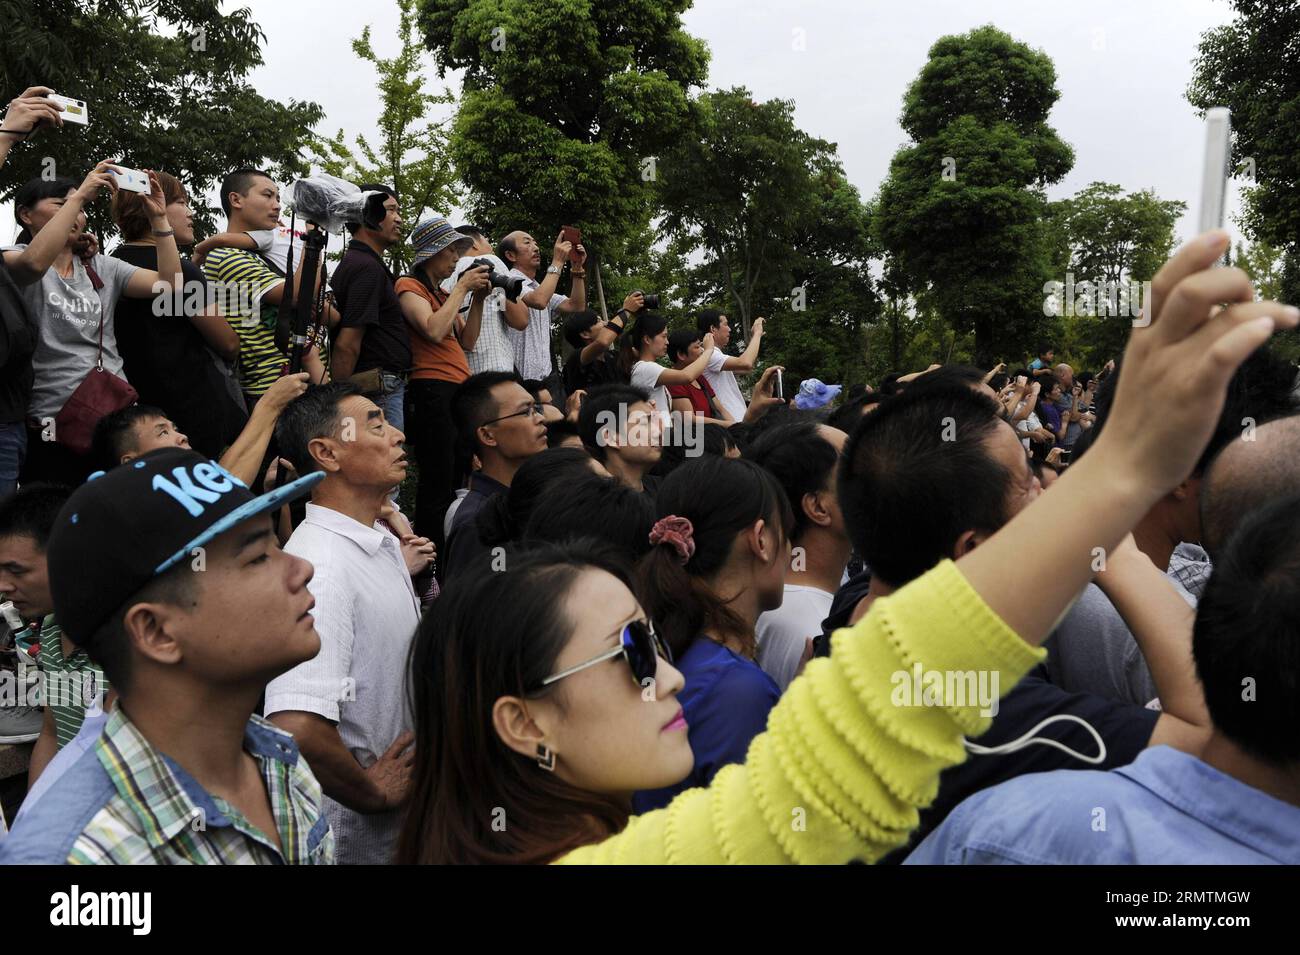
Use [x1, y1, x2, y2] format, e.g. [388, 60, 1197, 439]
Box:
[47, 448, 323, 647]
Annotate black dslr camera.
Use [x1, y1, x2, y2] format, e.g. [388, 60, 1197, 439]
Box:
[632, 289, 661, 310]
[469, 258, 526, 302]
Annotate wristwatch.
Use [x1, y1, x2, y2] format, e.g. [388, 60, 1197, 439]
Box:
[546, 264, 562, 275]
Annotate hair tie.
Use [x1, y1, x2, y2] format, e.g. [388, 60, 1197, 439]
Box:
[649, 515, 695, 564]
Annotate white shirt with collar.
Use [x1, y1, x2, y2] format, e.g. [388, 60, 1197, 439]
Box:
[263, 502, 420, 864]
[507, 267, 567, 381]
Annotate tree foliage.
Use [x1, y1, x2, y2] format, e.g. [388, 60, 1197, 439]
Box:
[417, 0, 708, 268]
[653, 88, 878, 388]
[874, 25, 1074, 366]
[1188, 0, 1300, 302]
[1046, 182, 1184, 368]
[0, 0, 322, 240]
[313, 0, 460, 270]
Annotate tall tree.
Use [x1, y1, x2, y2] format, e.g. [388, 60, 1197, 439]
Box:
[417, 0, 708, 275]
[1047, 182, 1185, 368]
[312, 0, 460, 271]
[874, 25, 1074, 366]
[1188, 0, 1300, 302]
[655, 88, 879, 385]
[0, 0, 322, 239]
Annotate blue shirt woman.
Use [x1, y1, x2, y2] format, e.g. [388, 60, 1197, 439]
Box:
[633, 637, 779, 813]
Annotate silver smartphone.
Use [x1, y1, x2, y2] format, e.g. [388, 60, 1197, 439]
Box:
[1198, 107, 1232, 235]
[774, 368, 784, 401]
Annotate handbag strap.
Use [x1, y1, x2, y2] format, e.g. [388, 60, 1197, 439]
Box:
[81, 259, 107, 371]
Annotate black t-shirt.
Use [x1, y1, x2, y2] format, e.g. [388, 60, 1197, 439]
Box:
[0, 256, 37, 423]
[331, 240, 410, 375]
[111, 246, 247, 457]
[563, 347, 623, 397]
[879, 665, 1159, 862]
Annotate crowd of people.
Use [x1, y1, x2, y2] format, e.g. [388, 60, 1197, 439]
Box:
[2, 85, 1300, 865]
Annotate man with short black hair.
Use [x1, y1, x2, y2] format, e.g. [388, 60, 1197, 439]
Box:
[0, 483, 90, 760]
[263, 381, 419, 864]
[0, 449, 332, 863]
[698, 309, 764, 421]
[444, 371, 548, 578]
[836, 382, 1211, 860]
[750, 419, 849, 690]
[202, 169, 326, 404]
[330, 184, 408, 429]
[578, 383, 662, 495]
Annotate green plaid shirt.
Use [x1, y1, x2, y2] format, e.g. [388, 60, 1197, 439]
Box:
[64, 708, 334, 865]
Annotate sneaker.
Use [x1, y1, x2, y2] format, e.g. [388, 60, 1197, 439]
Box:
[0, 703, 42, 744]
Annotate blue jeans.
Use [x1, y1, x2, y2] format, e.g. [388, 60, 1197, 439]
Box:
[378, 374, 406, 433]
[0, 420, 26, 498]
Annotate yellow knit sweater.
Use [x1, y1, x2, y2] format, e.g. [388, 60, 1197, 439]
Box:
[557, 559, 1044, 864]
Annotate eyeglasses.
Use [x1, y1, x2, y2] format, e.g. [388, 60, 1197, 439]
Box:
[481, 403, 546, 427]
[531, 619, 671, 693]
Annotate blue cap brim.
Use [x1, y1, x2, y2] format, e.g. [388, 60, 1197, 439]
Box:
[153, 469, 325, 575]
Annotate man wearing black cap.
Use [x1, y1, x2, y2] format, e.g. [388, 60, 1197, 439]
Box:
[0, 449, 334, 864]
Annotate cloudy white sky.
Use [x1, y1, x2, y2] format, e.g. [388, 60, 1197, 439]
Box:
[4, 0, 1243, 244]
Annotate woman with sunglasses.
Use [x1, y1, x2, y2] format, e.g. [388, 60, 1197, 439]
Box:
[397, 229, 1292, 864]
[633, 456, 791, 812]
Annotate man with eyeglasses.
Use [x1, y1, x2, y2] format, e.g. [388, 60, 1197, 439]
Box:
[444, 372, 549, 580]
[261, 381, 421, 864]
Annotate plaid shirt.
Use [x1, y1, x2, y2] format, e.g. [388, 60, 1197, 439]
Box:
[0, 707, 333, 865]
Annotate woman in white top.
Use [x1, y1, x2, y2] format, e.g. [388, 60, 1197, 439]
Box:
[619, 312, 713, 423]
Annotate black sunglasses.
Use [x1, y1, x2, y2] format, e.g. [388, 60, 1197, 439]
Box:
[531, 619, 670, 692]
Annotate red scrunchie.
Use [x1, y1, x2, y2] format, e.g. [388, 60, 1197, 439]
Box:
[649, 515, 695, 564]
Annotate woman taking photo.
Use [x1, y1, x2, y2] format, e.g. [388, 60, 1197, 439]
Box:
[3, 160, 184, 483]
[618, 313, 713, 424]
[665, 329, 733, 425]
[395, 231, 1289, 864]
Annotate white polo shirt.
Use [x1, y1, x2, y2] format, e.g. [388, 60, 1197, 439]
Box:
[263, 502, 420, 865]
[702, 348, 747, 421]
[506, 268, 567, 381]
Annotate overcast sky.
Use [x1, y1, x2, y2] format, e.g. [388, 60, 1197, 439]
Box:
[5, 0, 1243, 246]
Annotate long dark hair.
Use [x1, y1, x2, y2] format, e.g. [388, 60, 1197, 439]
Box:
[397, 540, 634, 864]
[618, 312, 667, 378]
[638, 456, 792, 659]
[13, 176, 78, 243]
[475, 447, 595, 547]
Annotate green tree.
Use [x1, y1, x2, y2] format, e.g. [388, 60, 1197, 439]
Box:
[0, 0, 322, 239]
[655, 88, 879, 386]
[1188, 0, 1300, 302]
[874, 25, 1074, 366]
[1046, 182, 1185, 368]
[312, 0, 460, 271]
[417, 0, 708, 281]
